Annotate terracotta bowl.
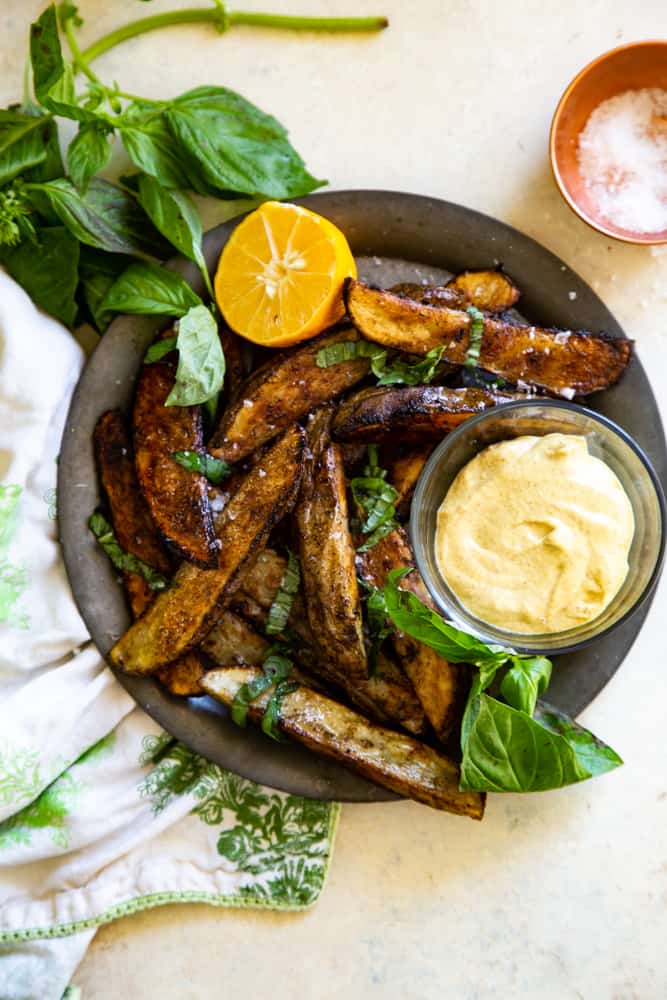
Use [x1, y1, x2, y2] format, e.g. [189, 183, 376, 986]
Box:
[550, 40, 667, 245]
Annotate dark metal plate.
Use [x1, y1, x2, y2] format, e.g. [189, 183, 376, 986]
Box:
[58, 190, 667, 802]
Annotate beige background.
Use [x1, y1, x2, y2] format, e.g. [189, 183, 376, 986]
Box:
[3, 1, 667, 997]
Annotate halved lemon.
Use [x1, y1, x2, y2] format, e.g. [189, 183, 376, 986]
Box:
[214, 200, 357, 347]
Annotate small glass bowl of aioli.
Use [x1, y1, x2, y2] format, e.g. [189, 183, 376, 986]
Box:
[411, 399, 666, 655]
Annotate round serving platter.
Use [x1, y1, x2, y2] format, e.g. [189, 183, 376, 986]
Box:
[58, 190, 667, 802]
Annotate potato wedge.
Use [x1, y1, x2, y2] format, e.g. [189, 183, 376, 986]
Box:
[110, 425, 304, 674]
[345, 279, 632, 396]
[357, 527, 469, 741]
[202, 609, 270, 667]
[447, 269, 520, 312]
[296, 410, 368, 680]
[386, 445, 434, 517]
[134, 342, 217, 567]
[208, 326, 370, 463]
[202, 666, 484, 817]
[94, 409, 205, 697]
[391, 283, 467, 309]
[332, 385, 518, 444]
[156, 655, 205, 696]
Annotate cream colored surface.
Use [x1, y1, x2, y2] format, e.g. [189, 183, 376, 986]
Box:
[3, 0, 667, 996]
[436, 434, 635, 633]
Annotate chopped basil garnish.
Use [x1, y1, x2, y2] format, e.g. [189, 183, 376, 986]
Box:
[171, 449, 231, 485]
[316, 340, 448, 387]
[360, 582, 392, 676]
[350, 445, 399, 551]
[230, 644, 297, 740]
[266, 549, 301, 636]
[89, 510, 168, 591]
[464, 305, 484, 369]
[144, 336, 177, 364]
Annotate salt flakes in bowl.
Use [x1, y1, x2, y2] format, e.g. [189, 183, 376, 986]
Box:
[577, 88, 667, 235]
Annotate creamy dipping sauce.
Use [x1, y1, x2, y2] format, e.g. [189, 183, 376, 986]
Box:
[436, 434, 635, 634]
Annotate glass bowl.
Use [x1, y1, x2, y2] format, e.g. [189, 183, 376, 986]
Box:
[410, 399, 666, 655]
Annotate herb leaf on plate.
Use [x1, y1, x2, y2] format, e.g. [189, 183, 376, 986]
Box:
[166, 304, 225, 406]
[101, 260, 201, 316]
[171, 449, 232, 485]
[350, 446, 399, 551]
[265, 549, 301, 637]
[136, 174, 212, 295]
[67, 121, 112, 193]
[89, 510, 168, 591]
[317, 339, 448, 387]
[0, 110, 51, 186]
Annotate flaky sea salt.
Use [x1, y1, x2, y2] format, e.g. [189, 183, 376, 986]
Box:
[578, 88, 667, 233]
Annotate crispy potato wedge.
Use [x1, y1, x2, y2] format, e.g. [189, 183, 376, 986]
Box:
[357, 527, 469, 741]
[156, 655, 205, 696]
[202, 666, 484, 817]
[230, 555, 426, 735]
[93, 410, 172, 577]
[202, 609, 270, 666]
[345, 279, 632, 396]
[391, 283, 467, 309]
[110, 425, 304, 674]
[296, 410, 368, 680]
[447, 269, 520, 312]
[386, 445, 434, 516]
[94, 409, 205, 697]
[332, 385, 518, 444]
[208, 326, 370, 463]
[134, 343, 217, 567]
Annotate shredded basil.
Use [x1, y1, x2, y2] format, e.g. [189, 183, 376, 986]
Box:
[89, 510, 168, 591]
[265, 549, 301, 636]
[171, 449, 231, 485]
[144, 336, 177, 364]
[317, 340, 447, 387]
[350, 446, 399, 551]
[262, 680, 299, 741]
[464, 305, 484, 369]
[230, 644, 295, 737]
[360, 583, 392, 676]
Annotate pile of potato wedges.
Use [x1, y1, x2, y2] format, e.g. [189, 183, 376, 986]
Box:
[95, 269, 632, 817]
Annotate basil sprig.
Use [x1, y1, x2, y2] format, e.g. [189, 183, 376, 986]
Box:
[317, 340, 448, 387]
[0, 4, 340, 331]
[350, 446, 399, 551]
[360, 583, 393, 677]
[230, 644, 298, 741]
[464, 305, 484, 369]
[89, 511, 168, 591]
[266, 549, 301, 637]
[383, 569, 622, 793]
[171, 450, 232, 485]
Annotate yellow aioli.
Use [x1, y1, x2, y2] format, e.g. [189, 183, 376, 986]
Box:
[435, 433, 635, 634]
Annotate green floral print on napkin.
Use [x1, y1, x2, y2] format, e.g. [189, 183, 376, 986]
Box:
[0, 748, 41, 810]
[0, 771, 83, 851]
[0, 484, 28, 629]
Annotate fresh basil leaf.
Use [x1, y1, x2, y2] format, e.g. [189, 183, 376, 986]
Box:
[165, 86, 324, 199]
[144, 336, 177, 363]
[25, 178, 170, 257]
[102, 261, 201, 316]
[262, 680, 299, 741]
[89, 510, 168, 591]
[464, 305, 484, 369]
[375, 346, 448, 386]
[231, 647, 293, 728]
[266, 549, 300, 637]
[316, 339, 384, 369]
[78, 247, 133, 333]
[0, 111, 48, 186]
[30, 5, 90, 121]
[27, 117, 63, 182]
[0, 225, 79, 325]
[383, 569, 509, 669]
[534, 703, 623, 777]
[171, 449, 232, 485]
[167, 304, 225, 406]
[67, 122, 112, 193]
[136, 175, 210, 292]
[120, 106, 200, 191]
[500, 656, 552, 717]
[362, 585, 392, 676]
[460, 693, 621, 792]
[350, 446, 399, 550]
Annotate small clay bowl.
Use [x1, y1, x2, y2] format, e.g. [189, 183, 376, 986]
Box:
[550, 40, 667, 245]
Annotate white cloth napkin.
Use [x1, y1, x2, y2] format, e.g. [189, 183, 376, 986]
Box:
[0, 272, 339, 1000]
